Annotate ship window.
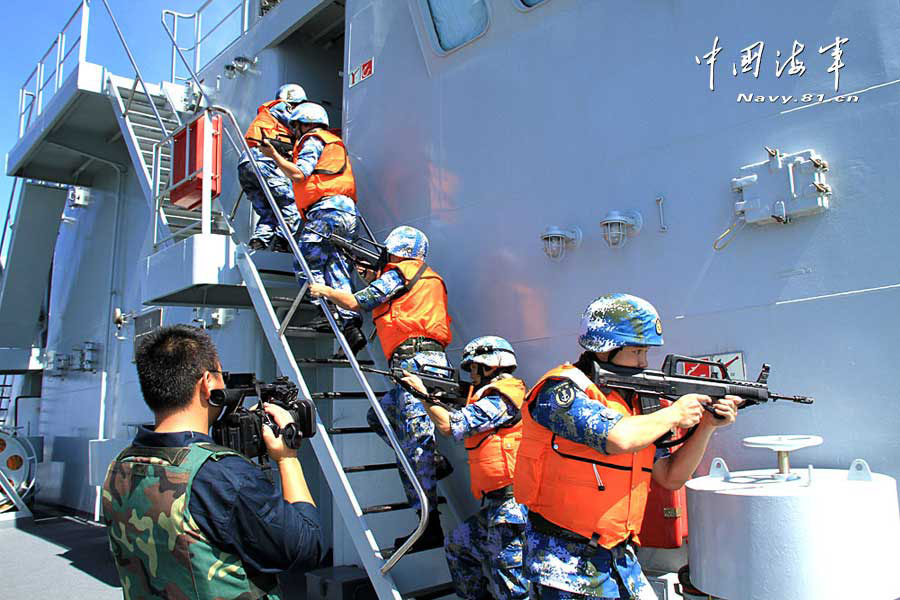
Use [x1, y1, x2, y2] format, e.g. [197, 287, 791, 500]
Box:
[425, 0, 489, 52]
[520, 0, 547, 6]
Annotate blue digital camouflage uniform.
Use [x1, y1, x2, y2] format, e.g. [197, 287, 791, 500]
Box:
[444, 377, 529, 600]
[524, 378, 662, 600]
[238, 100, 300, 245]
[357, 271, 445, 512]
[294, 135, 360, 323]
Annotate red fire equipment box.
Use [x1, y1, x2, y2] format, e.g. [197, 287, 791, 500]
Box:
[640, 479, 688, 548]
[170, 114, 222, 210]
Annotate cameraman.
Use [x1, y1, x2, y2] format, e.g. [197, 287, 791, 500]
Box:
[102, 325, 321, 599]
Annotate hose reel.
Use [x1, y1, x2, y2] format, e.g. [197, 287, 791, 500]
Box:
[0, 428, 38, 513]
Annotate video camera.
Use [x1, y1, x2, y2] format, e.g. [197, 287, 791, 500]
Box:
[210, 373, 316, 460]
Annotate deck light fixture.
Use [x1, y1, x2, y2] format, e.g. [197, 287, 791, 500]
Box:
[599, 210, 642, 249]
[540, 226, 582, 261]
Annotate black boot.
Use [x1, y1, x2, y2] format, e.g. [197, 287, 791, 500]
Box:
[271, 236, 292, 253]
[341, 324, 367, 356]
[393, 510, 444, 552]
[434, 450, 453, 480]
[248, 238, 267, 250]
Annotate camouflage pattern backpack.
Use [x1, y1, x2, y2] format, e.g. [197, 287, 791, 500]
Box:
[102, 442, 281, 599]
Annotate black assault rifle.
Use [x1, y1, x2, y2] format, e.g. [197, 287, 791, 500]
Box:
[247, 132, 295, 157]
[360, 363, 469, 409]
[589, 355, 813, 448]
[302, 219, 389, 272]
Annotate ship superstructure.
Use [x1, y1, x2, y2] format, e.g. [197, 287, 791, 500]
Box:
[1, 1, 899, 598]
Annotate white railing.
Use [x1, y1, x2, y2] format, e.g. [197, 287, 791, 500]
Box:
[17, 0, 89, 138]
[163, 0, 253, 84]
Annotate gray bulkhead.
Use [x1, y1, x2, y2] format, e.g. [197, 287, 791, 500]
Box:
[339, 0, 900, 483]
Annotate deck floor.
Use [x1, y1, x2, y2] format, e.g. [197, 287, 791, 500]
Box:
[0, 505, 310, 599]
[0, 507, 121, 599]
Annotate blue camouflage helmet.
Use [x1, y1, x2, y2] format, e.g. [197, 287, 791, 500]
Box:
[289, 102, 329, 128]
[384, 226, 429, 260]
[460, 336, 517, 371]
[276, 83, 307, 105]
[578, 293, 664, 353]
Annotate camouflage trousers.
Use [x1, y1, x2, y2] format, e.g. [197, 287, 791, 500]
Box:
[529, 582, 656, 600]
[296, 205, 359, 322]
[524, 525, 657, 600]
[238, 151, 300, 244]
[445, 497, 528, 600]
[366, 350, 450, 512]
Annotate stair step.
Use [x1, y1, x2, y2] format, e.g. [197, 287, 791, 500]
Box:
[315, 391, 387, 401]
[378, 543, 442, 559]
[403, 582, 456, 600]
[163, 206, 225, 219]
[118, 89, 171, 109]
[295, 358, 376, 367]
[128, 111, 181, 130]
[142, 150, 172, 162]
[134, 130, 169, 144]
[361, 497, 446, 515]
[257, 269, 299, 280]
[269, 295, 308, 306]
[326, 425, 376, 434]
[283, 326, 334, 339]
[343, 463, 396, 474]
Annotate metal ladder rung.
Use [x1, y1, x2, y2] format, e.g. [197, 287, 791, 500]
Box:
[326, 425, 377, 434]
[119, 90, 170, 109]
[314, 391, 387, 400]
[128, 111, 180, 128]
[403, 582, 457, 600]
[283, 326, 335, 339]
[270, 295, 316, 307]
[295, 358, 376, 367]
[361, 497, 446, 515]
[258, 268, 301, 279]
[343, 463, 397, 474]
[378, 543, 441, 558]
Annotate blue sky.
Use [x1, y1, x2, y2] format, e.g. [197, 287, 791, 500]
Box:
[0, 0, 239, 251]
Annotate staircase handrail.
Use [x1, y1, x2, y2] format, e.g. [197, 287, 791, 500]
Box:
[98, 0, 170, 139]
[207, 105, 431, 572]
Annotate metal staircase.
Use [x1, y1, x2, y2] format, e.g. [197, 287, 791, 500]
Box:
[214, 100, 457, 597]
[106, 75, 230, 246]
[95, 1, 459, 596]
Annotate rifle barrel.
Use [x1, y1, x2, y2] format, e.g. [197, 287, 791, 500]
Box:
[769, 393, 814, 404]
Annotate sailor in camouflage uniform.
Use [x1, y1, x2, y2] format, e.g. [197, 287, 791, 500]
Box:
[309, 226, 454, 550]
[240, 83, 306, 252]
[515, 294, 740, 599]
[403, 336, 529, 599]
[261, 102, 365, 352]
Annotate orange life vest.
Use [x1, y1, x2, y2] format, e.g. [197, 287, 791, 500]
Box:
[464, 376, 527, 500]
[514, 364, 656, 549]
[372, 259, 452, 360]
[292, 129, 357, 215]
[244, 100, 294, 150]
